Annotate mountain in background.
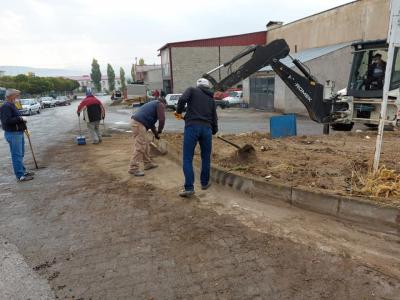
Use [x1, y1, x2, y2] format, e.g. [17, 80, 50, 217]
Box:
[0, 66, 86, 77]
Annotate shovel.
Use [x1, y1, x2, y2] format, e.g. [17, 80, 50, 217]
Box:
[150, 136, 168, 155]
[217, 135, 255, 159]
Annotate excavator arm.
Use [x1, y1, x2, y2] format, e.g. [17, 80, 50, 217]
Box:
[203, 39, 333, 123]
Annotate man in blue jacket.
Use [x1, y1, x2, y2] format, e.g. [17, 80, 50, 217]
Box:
[0, 89, 34, 181]
[176, 78, 218, 197]
[129, 99, 166, 176]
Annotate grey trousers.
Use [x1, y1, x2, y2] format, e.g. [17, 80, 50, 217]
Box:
[87, 121, 102, 143]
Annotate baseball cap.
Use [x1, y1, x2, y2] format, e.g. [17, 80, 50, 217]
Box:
[196, 78, 210, 88]
[5, 89, 21, 99]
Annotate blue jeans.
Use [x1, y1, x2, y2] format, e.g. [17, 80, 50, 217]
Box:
[4, 131, 26, 179]
[183, 124, 212, 191]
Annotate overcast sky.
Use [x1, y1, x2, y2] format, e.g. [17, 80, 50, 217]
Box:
[0, 0, 354, 75]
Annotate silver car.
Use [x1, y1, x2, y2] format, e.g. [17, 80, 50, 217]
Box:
[165, 94, 182, 110]
[19, 98, 41, 115]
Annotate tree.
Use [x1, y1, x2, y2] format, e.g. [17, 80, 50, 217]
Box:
[130, 64, 136, 82]
[0, 75, 79, 96]
[139, 58, 145, 66]
[119, 67, 126, 91]
[107, 63, 116, 92]
[90, 58, 102, 92]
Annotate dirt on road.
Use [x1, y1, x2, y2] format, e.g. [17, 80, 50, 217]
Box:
[166, 131, 400, 207]
[1, 131, 400, 299]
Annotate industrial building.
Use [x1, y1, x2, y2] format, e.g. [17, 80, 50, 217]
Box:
[135, 65, 163, 91]
[158, 31, 266, 93]
[159, 0, 391, 115]
[251, 0, 390, 113]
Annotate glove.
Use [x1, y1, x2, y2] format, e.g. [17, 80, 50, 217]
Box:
[174, 112, 183, 120]
[154, 133, 160, 140]
[21, 116, 27, 122]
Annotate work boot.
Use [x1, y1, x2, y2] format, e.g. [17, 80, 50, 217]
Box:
[128, 170, 145, 177]
[144, 163, 158, 170]
[18, 175, 34, 182]
[201, 182, 212, 190]
[24, 171, 35, 176]
[179, 189, 195, 198]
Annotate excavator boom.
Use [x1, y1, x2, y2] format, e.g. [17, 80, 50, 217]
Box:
[203, 39, 333, 123]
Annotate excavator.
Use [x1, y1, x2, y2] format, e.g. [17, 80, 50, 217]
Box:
[203, 39, 400, 131]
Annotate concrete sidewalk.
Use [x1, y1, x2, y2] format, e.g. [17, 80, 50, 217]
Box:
[0, 236, 54, 300]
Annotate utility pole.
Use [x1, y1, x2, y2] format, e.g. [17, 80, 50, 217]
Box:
[373, 0, 400, 172]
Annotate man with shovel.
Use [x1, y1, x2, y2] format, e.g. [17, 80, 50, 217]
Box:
[0, 89, 34, 181]
[128, 99, 165, 176]
[175, 78, 218, 197]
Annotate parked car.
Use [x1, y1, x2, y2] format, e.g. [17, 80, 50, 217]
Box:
[19, 98, 41, 115]
[214, 99, 230, 109]
[55, 96, 70, 106]
[39, 96, 56, 108]
[222, 91, 243, 106]
[213, 87, 241, 100]
[165, 93, 182, 110]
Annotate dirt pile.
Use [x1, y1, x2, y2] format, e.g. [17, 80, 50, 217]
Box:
[164, 131, 400, 206]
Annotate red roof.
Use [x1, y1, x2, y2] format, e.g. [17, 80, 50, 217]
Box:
[159, 31, 267, 50]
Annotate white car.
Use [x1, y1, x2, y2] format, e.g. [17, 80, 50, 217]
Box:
[165, 93, 182, 110]
[223, 91, 243, 106]
[19, 98, 41, 115]
[39, 96, 56, 108]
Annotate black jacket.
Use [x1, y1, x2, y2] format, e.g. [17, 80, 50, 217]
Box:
[176, 86, 218, 134]
[0, 102, 26, 132]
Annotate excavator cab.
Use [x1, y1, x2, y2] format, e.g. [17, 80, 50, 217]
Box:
[348, 40, 389, 98]
[342, 40, 400, 128]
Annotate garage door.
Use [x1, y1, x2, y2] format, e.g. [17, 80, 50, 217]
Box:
[249, 77, 274, 111]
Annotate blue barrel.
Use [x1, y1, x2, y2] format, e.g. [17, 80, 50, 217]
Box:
[270, 114, 297, 139]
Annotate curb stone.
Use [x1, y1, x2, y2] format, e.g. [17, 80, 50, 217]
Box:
[165, 144, 400, 233]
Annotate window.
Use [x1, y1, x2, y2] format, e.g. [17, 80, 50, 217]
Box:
[250, 77, 275, 96]
[390, 47, 400, 90]
[161, 49, 170, 78]
[349, 49, 388, 92]
[170, 95, 180, 100]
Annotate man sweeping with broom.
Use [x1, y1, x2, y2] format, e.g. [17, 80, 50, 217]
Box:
[0, 89, 34, 182]
[77, 91, 105, 144]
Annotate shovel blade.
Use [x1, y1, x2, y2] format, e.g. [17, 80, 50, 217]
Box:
[239, 144, 255, 153]
[150, 139, 168, 155]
